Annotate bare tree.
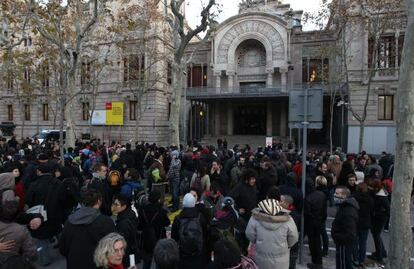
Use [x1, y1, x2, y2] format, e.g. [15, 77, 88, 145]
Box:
[387, 1, 414, 268]
[27, 0, 102, 149]
[167, 0, 218, 146]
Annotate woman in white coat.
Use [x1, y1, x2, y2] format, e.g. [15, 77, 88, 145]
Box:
[246, 199, 298, 269]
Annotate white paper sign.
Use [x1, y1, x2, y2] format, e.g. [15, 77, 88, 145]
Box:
[91, 110, 106, 125]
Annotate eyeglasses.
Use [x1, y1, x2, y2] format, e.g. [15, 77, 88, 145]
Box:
[112, 202, 121, 206]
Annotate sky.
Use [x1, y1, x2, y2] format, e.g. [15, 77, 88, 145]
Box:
[186, 0, 327, 31]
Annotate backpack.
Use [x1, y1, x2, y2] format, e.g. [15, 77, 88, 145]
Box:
[179, 214, 203, 256]
[141, 210, 160, 252]
[191, 175, 203, 196]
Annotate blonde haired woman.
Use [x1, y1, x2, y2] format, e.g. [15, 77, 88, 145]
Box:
[94, 233, 134, 269]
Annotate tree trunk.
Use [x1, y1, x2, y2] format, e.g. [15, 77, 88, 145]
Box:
[329, 93, 334, 153]
[64, 74, 77, 149]
[358, 120, 364, 153]
[169, 61, 183, 146]
[387, 2, 414, 268]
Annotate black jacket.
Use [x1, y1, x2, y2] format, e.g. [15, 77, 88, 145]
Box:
[279, 172, 303, 213]
[87, 178, 113, 216]
[229, 182, 258, 221]
[304, 179, 327, 228]
[59, 207, 116, 269]
[257, 166, 278, 201]
[26, 174, 66, 239]
[137, 203, 170, 255]
[116, 207, 139, 265]
[371, 190, 390, 228]
[352, 191, 374, 230]
[331, 197, 359, 245]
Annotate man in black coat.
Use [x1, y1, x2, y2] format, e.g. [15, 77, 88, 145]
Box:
[257, 156, 278, 202]
[332, 186, 359, 269]
[59, 189, 115, 269]
[304, 179, 327, 269]
[87, 163, 113, 216]
[279, 172, 303, 213]
[229, 168, 258, 222]
[25, 163, 66, 266]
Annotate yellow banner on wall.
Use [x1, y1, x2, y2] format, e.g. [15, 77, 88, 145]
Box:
[105, 102, 124, 126]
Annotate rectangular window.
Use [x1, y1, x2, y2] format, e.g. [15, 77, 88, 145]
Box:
[129, 100, 137, 120]
[167, 62, 172, 85]
[302, 58, 328, 83]
[82, 102, 90, 121]
[7, 105, 13, 121]
[378, 95, 394, 120]
[42, 104, 49, 121]
[24, 104, 31, 121]
[42, 63, 50, 88]
[6, 71, 13, 90]
[187, 64, 208, 87]
[24, 68, 31, 83]
[81, 61, 92, 86]
[123, 55, 145, 83]
[368, 35, 397, 69]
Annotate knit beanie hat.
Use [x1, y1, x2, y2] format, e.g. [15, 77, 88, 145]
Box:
[182, 193, 196, 208]
[171, 150, 179, 158]
[258, 199, 283, 216]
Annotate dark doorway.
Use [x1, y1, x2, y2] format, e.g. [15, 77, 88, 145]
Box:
[234, 104, 266, 135]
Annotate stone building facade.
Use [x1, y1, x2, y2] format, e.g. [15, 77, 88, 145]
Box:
[183, 0, 405, 154]
[0, 0, 406, 153]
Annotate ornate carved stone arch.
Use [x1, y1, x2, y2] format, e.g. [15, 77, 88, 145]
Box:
[217, 20, 285, 66]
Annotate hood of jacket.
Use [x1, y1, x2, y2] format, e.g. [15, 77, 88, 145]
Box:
[68, 207, 101, 225]
[0, 172, 15, 190]
[340, 197, 360, 210]
[251, 208, 291, 231]
[285, 172, 297, 187]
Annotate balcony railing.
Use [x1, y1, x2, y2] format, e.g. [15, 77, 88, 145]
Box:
[186, 84, 344, 99]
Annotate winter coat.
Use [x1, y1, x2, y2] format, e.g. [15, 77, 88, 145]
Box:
[210, 170, 230, 195]
[0, 172, 18, 203]
[257, 166, 278, 201]
[304, 179, 327, 228]
[0, 221, 37, 261]
[25, 174, 66, 239]
[230, 165, 244, 188]
[137, 202, 170, 256]
[371, 189, 390, 231]
[229, 182, 258, 221]
[246, 209, 298, 269]
[59, 207, 116, 269]
[190, 173, 211, 193]
[201, 193, 225, 217]
[167, 158, 182, 183]
[87, 177, 113, 216]
[331, 197, 359, 245]
[352, 191, 374, 230]
[115, 207, 138, 266]
[279, 172, 303, 213]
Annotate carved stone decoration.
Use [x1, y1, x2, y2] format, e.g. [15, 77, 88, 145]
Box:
[217, 20, 284, 64]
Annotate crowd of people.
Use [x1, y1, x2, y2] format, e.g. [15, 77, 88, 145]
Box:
[0, 135, 401, 269]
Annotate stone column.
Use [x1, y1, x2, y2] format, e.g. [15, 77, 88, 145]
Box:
[266, 101, 272, 137]
[214, 103, 220, 136]
[266, 69, 273, 88]
[227, 71, 234, 93]
[279, 101, 287, 136]
[214, 71, 221, 93]
[227, 103, 233, 135]
[281, 69, 288, 92]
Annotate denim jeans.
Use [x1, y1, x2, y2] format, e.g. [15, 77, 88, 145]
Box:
[35, 238, 51, 266]
[353, 229, 369, 264]
[170, 179, 180, 210]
